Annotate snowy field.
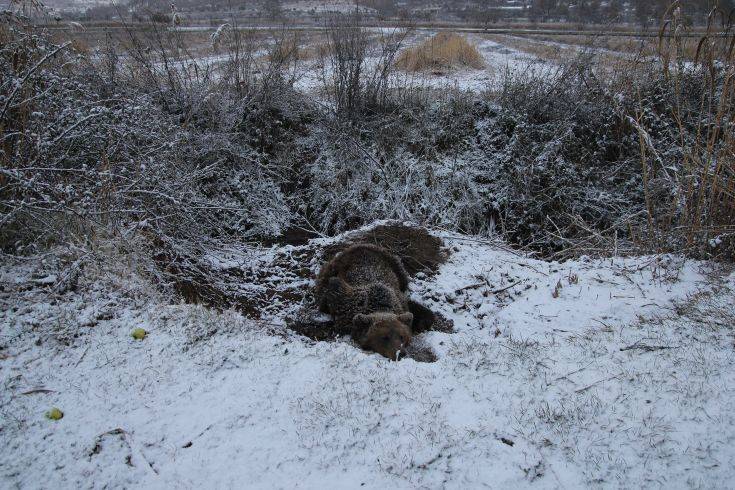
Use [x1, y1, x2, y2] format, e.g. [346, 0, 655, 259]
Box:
[160, 28, 547, 94]
[2, 224, 734, 488]
[292, 30, 544, 94]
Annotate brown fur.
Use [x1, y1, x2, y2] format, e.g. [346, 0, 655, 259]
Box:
[353, 312, 413, 360]
[315, 244, 414, 359]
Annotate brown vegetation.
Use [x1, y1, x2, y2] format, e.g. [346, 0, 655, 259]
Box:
[395, 32, 485, 72]
[267, 33, 331, 63]
[645, 9, 735, 253]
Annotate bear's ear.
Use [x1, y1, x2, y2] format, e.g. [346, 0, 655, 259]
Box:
[398, 312, 413, 326]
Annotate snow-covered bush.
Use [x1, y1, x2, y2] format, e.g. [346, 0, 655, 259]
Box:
[0, 20, 294, 254]
[2, 11, 732, 265]
[475, 60, 650, 256]
[650, 13, 735, 258]
[297, 50, 731, 258]
[323, 14, 410, 120]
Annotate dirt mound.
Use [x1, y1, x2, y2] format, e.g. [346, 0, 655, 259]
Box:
[154, 223, 448, 317]
[150, 235, 317, 317]
[151, 224, 452, 361]
[323, 223, 448, 277]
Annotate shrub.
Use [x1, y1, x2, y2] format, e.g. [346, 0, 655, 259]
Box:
[149, 12, 171, 24]
[646, 8, 735, 257]
[2, 5, 733, 264]
[0, 19, 297, 253]
[394, 32, 485, 72]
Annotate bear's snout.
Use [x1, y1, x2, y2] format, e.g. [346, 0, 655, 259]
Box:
[361, 324, 411, 361]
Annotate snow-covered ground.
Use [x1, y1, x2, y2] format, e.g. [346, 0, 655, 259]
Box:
[159, 28, 543, 95]
[2, 225, 734, 488]
[292, 31, 544, 95]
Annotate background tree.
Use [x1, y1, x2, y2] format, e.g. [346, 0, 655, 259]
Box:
[262, 0, 282, 20]
[605, 0, 623, 22]
[529, 0, 557, 22]
[633, 0, 652, 27]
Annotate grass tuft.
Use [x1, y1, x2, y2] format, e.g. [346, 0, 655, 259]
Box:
[395, 32, 485, 72]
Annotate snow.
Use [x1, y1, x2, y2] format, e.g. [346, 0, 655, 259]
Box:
[292, 31, 544, 95]
[2, 226, 735, 488]
[155, 29, 546, 96]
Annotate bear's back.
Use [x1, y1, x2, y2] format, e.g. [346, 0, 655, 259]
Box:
[338, 247, 403, 292]
[314, 244, 410, 325]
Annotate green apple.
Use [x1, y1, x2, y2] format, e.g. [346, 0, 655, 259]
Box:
[46, 407, 64, 420]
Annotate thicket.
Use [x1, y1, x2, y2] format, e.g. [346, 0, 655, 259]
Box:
[1, 8, 733, 264]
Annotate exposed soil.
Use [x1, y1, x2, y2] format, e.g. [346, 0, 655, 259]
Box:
[150, 223, 453, 359]
[322, 223, 449, 277]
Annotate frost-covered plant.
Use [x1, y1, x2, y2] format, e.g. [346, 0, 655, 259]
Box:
[650, 3, 735, 258]
[323, 13, 410, 120]
[0, 19, 294, 254]
[2, 7, 732, 267]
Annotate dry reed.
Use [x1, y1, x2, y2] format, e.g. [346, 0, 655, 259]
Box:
[395, 32, 485, 72]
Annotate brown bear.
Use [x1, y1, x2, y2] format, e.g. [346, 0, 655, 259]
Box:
[315, 244, 414, 360]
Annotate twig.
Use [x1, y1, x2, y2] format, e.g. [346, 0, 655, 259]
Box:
[122, 430, 159, 476]
[620, 342, 678, 352]
[455, 279, 523, 295]
[553, 361, 594, 382]
[575, 375, 619, 393]
[455, 281, 486, 293]
[20, 388, 56, 395]
[1, 42, 71, 121]
[75, 345, 90, 367]
[490, 279, 523, 295]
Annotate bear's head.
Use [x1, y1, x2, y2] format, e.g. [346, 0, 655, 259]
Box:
[352, 312, 413, 360]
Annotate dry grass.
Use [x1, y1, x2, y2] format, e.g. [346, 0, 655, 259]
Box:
[302, 41, 332, 61]
[526, 33, 706, 60]
[267, 34, 333, 63]
[395, 32, 484, 72]
[484, 34, 575, 62]
[635, 7, 735, 256]
[268, 36, 301, 63]
[489, 32, 705, 64]
[485, 33, 644, 63]
[536, 34, 657, 56]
